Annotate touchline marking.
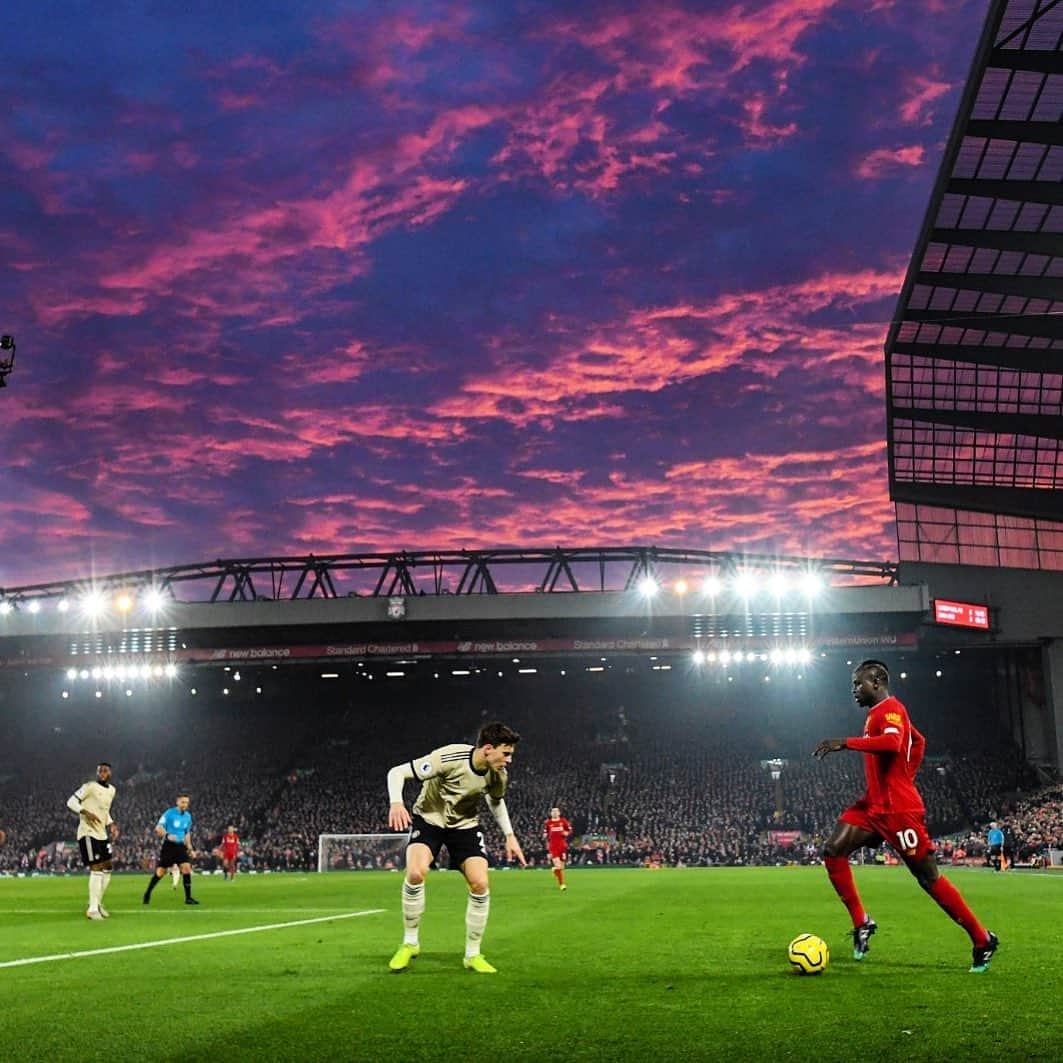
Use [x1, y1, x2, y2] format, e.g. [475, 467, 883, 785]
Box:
[0, 908, 385, 969]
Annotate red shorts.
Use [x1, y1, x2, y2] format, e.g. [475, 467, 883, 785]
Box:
[841, 800, 935, 861]
[222, 852, 238, 863]
[548, 846, 568, 861]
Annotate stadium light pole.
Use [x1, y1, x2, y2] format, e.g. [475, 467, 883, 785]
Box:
[0, 335, 15, 388]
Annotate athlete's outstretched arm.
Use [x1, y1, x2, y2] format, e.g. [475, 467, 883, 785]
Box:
[486, 796, 527, 867]
[386, 762, 416, 830]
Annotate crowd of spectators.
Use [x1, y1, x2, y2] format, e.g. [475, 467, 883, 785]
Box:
[0, 683, 1051, 874]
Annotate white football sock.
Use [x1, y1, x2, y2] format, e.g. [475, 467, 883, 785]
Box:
[101, 870, 111, 897]
[464, 890, 490, 958]
[88, 870, 103, 911]
[402, 879, 425, 945]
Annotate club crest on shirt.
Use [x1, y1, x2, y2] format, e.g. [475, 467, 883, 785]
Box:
[420, 760, 432, 775]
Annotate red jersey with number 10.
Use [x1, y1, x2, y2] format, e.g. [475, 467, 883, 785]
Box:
[845, 695, 926, 813]
[544, 818, 572, 849]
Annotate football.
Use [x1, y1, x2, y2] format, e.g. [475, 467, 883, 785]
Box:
[788, 933, 829, 975]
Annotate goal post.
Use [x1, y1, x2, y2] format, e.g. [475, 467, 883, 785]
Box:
[317, 833, 407, 873]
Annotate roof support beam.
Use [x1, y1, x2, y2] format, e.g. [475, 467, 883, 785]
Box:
[928, 228, 1061, 256]
[946, 177, 1063, 206]
[891, 404, 1063, 438]
[916, 271, 1063, 300]
[988, 47, 1063, 73]
[903, 308, 1063, 341]
[890, 341, 1062, 374]
[964, 120, 1063, 146]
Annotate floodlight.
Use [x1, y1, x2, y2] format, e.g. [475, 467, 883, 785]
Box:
[66, 668, 77, 681]
[799, 571, 824, 597]
[143, 587, 167, 614]
[80, 591, 106, 618]
[57, 598, 70, 613]
[0, 601, 11, 616]
[637, 576, 659, 598]
[27, 600, 41, 614]
[115, 592, 133, 614]
[732, 572, 758, 598]
[796, 648, 813, 665]
[692, 650, 705, 665]
[783, 647, 798, 665]
[769, 648, 784, 665]
[675, 578, 688, 595]
[702, 576, 722, 596]
[719, 650, 732, 665]
[767, 573, 789, 598]
[165, 663, 178, 678]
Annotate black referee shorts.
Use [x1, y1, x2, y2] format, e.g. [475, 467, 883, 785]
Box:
[158, 840, 190, 868]
[407, 814, 489, 869]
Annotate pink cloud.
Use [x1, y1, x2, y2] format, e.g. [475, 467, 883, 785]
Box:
[854, 144, 926, 178]
[432, 266, 903, 426]
[898, 72, 953, 125]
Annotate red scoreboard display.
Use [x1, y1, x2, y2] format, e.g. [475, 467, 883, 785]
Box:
[933, 599, 990, 630]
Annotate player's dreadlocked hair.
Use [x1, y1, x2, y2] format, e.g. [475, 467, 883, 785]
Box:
[856, 659, 890, 685]
[478, 721, 520, 747]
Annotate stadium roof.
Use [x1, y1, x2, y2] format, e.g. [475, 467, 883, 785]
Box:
[885, 0, 1063, 565]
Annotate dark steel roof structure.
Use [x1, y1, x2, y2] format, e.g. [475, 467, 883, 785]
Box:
[0, 546, 899, 606]
[885, 0, 1063, 568]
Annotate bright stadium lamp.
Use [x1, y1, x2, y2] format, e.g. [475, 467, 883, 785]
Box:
[719, 650, 732, 665]
[796, 647, 813, 665]
[692, 650, 705, 665]
[66, 667, 77, 681]
[702, 575, 722, 596]
[767, 573, 789, 598]
[143, 587, 167, 614]
[0, 601, 12, 616]
[637, 576, 659, 598]
[57, 598, 70, 613]
[675, 578, 688, 595]
[799, 571, 824, 597]
[27, 600, 40, 614]
[80, 590, 106, 618]
[732, 572, 758, 599]
[769, 648, 784, 665]
[115, 592, 133, 614]
[164, 663, 178, 678]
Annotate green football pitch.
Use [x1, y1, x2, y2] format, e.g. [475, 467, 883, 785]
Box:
[2, 867, 1061, 1061]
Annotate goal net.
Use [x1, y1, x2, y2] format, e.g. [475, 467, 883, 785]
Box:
[317, 833, 407, 873]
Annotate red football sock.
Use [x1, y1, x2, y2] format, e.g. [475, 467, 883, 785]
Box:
[928, 876, 988, 946]
[825, 856, 867, 928]
[553, 867, 562, 886]
[557, 867, 565, 886]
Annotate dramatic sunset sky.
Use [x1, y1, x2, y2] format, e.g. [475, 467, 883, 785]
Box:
[1, 0, 988, 587]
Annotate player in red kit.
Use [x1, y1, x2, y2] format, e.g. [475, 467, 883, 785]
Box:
[220, 825, 240, 882]
[814, 660, 999, 973]
[543, 806, 572, 890]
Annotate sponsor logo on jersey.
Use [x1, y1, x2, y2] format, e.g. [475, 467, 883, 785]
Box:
[885, 712, 903, 724]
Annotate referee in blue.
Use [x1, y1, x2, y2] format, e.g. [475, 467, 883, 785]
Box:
[987, 822, 1005, 871]
[143, 794, 200, 905]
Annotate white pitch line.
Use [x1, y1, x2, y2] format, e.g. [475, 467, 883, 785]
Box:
[0, 908, 385, 969]
[0, 907, 363, 915]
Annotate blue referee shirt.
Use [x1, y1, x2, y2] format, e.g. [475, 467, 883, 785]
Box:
[987, 827, 1004, 847]
[158, 807, 193, 842]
